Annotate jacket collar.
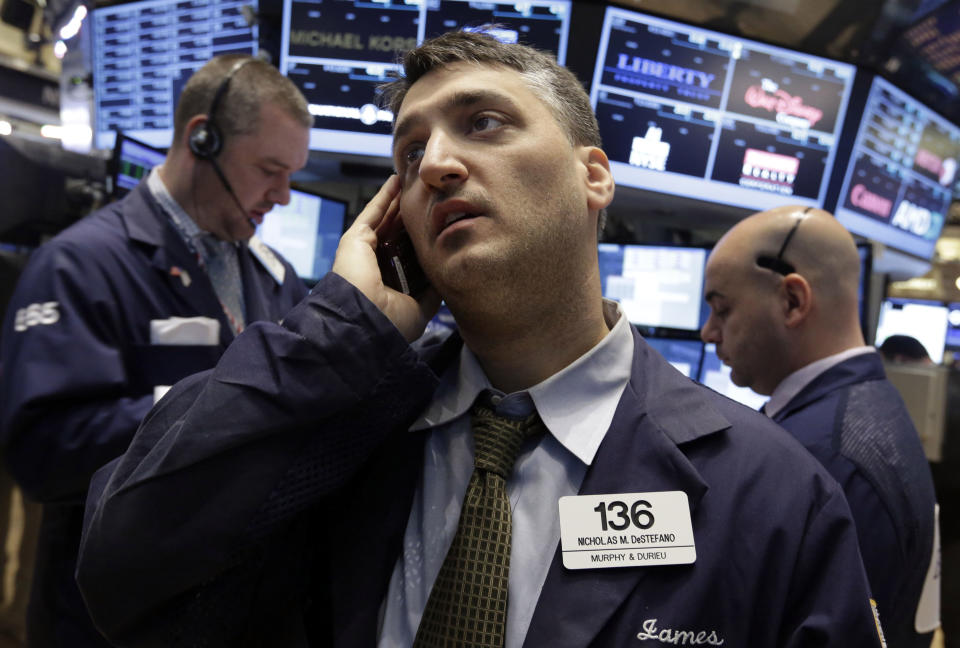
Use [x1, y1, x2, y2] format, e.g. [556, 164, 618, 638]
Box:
[120, 180, 176, 249]
[328, 327, 732, 647]
[772, 351, 886, 423]
[117, 182, 234, 345]
[524, 329, 730, 647]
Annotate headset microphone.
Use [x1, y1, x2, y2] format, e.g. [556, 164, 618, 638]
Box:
[208, 156, 256, 229]
[188, 58, 259, 231]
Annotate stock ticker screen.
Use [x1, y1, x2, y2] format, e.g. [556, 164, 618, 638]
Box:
[597, 243, 706, 331]
[111, 133, 166, 197]
[92, 0, 259, 149]
[590, 6, 856, 211]
[833, 76, 959, 260]
[281, 0, 571, 158]
[255, 188, 347, 282]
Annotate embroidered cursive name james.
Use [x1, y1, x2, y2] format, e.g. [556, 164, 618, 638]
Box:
[636, 618, 725, 645]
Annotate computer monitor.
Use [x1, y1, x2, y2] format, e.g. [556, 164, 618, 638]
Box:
[280, 0, 572, 158]
[645, 337, 704, 379]
[422, 0, 570, 57]
[598, 243, 707, 332]
[832, 75, 958, 260]
[946, 302, 960, 351]
[110, 133, 166, 198]
[874, 297, 949, 363]
[589, 5, 856, 211]
[698, 343, 769, 410]
[92, 0, 260, 149]
[254, 188, 348, 283]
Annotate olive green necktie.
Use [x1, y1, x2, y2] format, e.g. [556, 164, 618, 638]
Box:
[412, 403, 545, 648]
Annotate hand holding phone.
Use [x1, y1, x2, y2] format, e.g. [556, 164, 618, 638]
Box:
[375, 209, 430, 298]
[332, 175, 439, 342]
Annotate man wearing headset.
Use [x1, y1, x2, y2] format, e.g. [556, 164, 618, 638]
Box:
[701, 205, 940, 648]
[0, 54, 311, 645]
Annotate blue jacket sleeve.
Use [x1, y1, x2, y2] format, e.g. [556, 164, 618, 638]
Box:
[77, 273, 438, 644]
[1, 238, 154, 502]
[781, 484, 886, 647]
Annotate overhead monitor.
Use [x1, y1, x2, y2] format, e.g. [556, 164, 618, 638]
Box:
[280, 0, 571, 158]
[254, 188, 348, 283]
[589, 6, 856, 211]
[698, 343, 769, 410]
[421, 0, 570, 55]
[597, 243, 707, 332]
[645, 337, 704, 379]
[832, 75, 958, 260]
[874, 297, 949, 363]
[92, 0, 260, 150]
[110, 133, 166, 198]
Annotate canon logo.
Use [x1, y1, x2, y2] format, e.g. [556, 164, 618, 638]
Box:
[849, 184, 893, 219]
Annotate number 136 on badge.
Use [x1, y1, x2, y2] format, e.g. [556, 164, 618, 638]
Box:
[558, 491, 696, 569]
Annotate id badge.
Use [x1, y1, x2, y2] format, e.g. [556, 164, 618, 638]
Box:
[559, 491, 696, 569]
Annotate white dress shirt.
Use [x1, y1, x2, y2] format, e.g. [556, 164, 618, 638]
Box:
[377, 300, 634, 648]
[763, 346, 877, 419]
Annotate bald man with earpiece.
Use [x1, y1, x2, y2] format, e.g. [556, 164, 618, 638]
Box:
[702, 206, 939, 648]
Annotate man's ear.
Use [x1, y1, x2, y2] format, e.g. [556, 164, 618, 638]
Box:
[782, 274, 812, 328]
[580, 146, 615, 211]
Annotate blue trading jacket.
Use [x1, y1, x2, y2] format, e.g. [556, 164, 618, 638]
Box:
[78, 273, 887, 647]
[772, 352, 938, 648]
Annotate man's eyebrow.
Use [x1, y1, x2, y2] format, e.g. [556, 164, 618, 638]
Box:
[704, 289, 723, 303]
[259, 156, 294, 170]
[392, 88, 519, 154]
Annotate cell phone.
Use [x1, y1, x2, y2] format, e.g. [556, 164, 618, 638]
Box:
[376, 222, 430, 298]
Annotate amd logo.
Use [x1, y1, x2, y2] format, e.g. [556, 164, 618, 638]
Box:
[890, 200, 933, 236]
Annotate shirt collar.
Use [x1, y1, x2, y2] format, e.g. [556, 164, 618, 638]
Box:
[764, 346, 876, 418]
[410, 299, 634, 466]
[147, 166, 203, 240]
[146, 166, 236, 261]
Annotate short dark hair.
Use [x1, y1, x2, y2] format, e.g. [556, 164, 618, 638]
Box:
[173, 54, 312, 148]
[379, 30, 607, 235]
[379, 30, 600, 148]
[879, 334, 931, 363]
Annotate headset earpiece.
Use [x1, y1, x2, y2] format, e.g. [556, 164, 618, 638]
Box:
[188, 58, 251, 161]
[189, 120, 221, 159]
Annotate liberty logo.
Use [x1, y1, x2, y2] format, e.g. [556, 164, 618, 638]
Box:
[616, 54, 716, 89]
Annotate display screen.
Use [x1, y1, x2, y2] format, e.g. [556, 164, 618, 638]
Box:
[698, 343, 769, 410]
[255, 188, 347, 282]
[112, 133, 166, 197]
[946, 301, 960, 350]
[874, 297, 948, 363]
[280, 0, 571, 158]
[833, 76, 958, 260]
[589, 6, 856, 211]
[645, 337, 704, 379]
[92, 0, 259, 150]
[598, 243, 706, 331]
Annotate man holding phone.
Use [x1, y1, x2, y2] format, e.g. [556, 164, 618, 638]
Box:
[78, 31, 886, 646]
